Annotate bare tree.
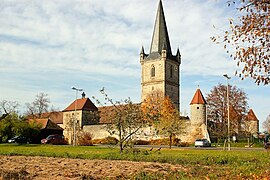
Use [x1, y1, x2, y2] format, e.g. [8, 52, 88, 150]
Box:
[206, 83, 249, 141]
[25, 93, 50, 118]
[93, 88, 146, 153]
[242, 118, 255, 146]
[0, 100, 19, 120]
[212, 0, 270, 85]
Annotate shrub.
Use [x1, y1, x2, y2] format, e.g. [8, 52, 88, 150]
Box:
[103, 136, 118, 145]
[91, 139, 102, 144]
[91, 136, 118, 145]
[134, 139, 150, 145]
[177, 142, 191, 147]
[77, 132, 93, 146]
[149, 138, 169, 145]
[147, 138, 190, 147]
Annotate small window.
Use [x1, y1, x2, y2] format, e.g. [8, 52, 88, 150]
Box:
[151, 65, 155, 77]
[197, 107, 199, 109]
[170, 65, 173, 78]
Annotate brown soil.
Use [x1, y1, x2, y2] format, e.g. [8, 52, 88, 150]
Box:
[0, 155, 186, 179]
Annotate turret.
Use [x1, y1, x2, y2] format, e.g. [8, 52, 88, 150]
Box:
[176, 48, 181, 63]
[190, 88, 207, 125]
[140, 46, 145, 63]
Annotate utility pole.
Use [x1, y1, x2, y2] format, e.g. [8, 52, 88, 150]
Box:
[223, 74, 231, 151]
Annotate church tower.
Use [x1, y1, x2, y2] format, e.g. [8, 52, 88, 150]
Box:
[140, 0, 181, 110]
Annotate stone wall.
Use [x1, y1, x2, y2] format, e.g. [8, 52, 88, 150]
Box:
[245, 120, 259, 137]
[83, 125, 113, 140]
[82, 122, 208, 144]
[141, 59, 165, 101]
[190, 104, 206, 125]
[63, 110, 82, 144]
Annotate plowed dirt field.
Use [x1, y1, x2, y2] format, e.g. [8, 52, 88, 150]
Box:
[0, 155, 186, 179]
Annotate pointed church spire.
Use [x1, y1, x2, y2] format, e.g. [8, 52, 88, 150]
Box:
[150, 0, 172, 55]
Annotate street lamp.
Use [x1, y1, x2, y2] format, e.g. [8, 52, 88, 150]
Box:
[223, 74, 231, 151]
[71, 87, 83, 146]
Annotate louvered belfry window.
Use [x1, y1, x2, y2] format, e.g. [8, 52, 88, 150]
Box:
[151, 65, 155, 77]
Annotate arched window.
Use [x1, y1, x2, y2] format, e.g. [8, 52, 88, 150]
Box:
[151, 65, 155, 77]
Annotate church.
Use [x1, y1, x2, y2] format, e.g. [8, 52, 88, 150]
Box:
[30, 0, 259, 144]
[62, 0, 209, 144]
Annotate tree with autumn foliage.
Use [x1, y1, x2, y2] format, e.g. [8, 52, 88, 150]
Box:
[206, 83, 249, 142]
[141, 90, 163, 124]
[212, 0, 270, 85]
[93, 88, 146, 153]
[142, 90, 185, 149]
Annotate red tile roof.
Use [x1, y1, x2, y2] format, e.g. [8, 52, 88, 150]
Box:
[63, 98, 98, 112]
[247, 109, 258, 121]
[190, 89, 207, 105]
[97, 103, 141, 124]
[27, 112, 63, 124]
[28, 118, 63, 130]
[98, 106, 115, 124]
[29, 118, 48, 129]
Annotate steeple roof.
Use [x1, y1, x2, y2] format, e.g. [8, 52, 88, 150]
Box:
[247, 109, 258, 121]
[190, 88, 207, 105]
[140, 46, 145, 55]
[149, 0, 172, 55]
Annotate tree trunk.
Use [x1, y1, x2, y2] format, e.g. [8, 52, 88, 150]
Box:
[118, 125, 123, 154]
[223, 139, 227, 150]
[119, 141, 123, 154]
[169, 134, 172, 149]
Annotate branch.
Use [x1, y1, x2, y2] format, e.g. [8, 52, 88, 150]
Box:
[122, 125, 143, 143]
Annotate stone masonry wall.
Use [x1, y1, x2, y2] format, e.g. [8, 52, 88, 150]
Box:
[190, 104, 206, 125]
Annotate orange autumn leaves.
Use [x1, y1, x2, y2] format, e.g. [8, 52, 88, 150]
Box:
[141, 91, 177, 124]
[141, 91, 183, 137]
[212, 0, 270, 85]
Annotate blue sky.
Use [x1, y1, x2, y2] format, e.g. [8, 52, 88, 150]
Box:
[0, 0, 269, 131]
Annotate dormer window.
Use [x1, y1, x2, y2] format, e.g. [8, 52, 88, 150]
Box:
[151, 65, 155, 77]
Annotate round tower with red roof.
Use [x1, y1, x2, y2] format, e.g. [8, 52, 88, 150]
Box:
[190, 88, 207, 125]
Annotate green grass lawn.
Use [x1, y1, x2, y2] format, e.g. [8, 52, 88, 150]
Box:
[0, 144, 269, 179]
